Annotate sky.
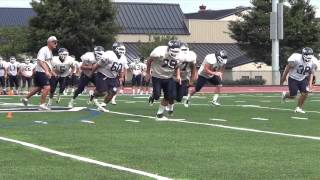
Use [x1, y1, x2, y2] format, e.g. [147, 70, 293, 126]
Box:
[0, 0, 320, 14]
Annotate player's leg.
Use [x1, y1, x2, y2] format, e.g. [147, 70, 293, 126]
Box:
[131, 75, 136, 95]
[27, 77, 32, 92]
[48, 76, 58, 106]
[68, 74, 90, 107]
[185, 76, 207, 107]
[92, 72, 109, 112]
[136, 74, 142, 94]
[22, 76, 27, 92]
[150, 77, 161, 105]
[166, 78, 177, 116]
[0, 76, 5, 94]
[56, 77, 66, 103]
[14, 75, 20, 94]
[209, 75, 223, 106]
[295, 78, 309, 113]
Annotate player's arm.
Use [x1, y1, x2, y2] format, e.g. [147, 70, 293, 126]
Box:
[4, 65, 7, 79]
[80, 63, 93, 71]
[190, 62, 197, 83]
[204, 63, 221, 77]
[280, 63, 294, 85]
[145, 57, 154, 82]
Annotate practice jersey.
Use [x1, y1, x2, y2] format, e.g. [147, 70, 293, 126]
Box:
[20, 63, 35, 77]
[51, 56, 74, 77]
[7, 61, 20, 76]
[35, 46, 53, 72]
[198, 53, 227, 79]
[0, 61, 8, 77]
[130, 62, 146, 76]
[178, 50, 197, 80]
[72, 60, 81, 75]
[288, 53, 318, 81]
[80, 52, 97, 77]
[150, 46, 185, 79]
[97, 51, 127, 78]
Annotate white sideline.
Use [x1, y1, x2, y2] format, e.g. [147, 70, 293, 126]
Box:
[251, 117, 269, 121]
[0, 136, 171, 180]
[107, 111, 320, 141]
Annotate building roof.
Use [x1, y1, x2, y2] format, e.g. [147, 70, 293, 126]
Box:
[185, 7, 250, 20]
[124, 42, 251, 69]
[0, 2, 189, 35]
[0, 8, 36, 27]
[115, 2, 189, 35]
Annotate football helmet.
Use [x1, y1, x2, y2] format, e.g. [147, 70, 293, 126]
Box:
[10, 56, 16, 63]
[168, 40, 181, 58]
[180, 42, 189, 52]
[302, 47, 313, 62]
[216, 50, 228, 64]
[94, 46, 105, 61]
[112, 42, 126, 57]
[58, 48, 69, 62]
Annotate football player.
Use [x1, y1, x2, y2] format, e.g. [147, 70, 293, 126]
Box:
[68, 46, 104, 108]
[145, 40, 182, 120]
[91, 42, 127, 112]
[48, 48, 75, 106]
[141, 58, 151, 95]
[184, 50, 228, 107]
[174, 43, 197, 109]
[0, 56, 8, 95]
[7, 56, 20, 94]
[280, 47, 318, 113]
[65, 55, 80, 95]
[129, 58, 146, 95]
[19, 57, 35, 93]
[21, 36, 58, 110]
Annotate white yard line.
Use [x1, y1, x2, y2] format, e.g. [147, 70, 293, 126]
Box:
[251, 117, 269, 121]
[81, 120, 96, 124]
[125, 120, 140, 123]
[0, 136, 171, 180]
[107, 111, 320, 141]
[209, 118, 227, 122]
[291, 117, 308, 120]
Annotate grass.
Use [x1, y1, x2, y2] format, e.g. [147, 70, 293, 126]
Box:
[0, 93, 320, 179]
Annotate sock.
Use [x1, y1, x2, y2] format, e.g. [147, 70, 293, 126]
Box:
[187, 94, 191, 100]
[133, 89, 136, 95]
[168, 104, 174, 111]
[157, 105, 165, 115]
[112, 95, 116, 102]
[213, 94, 219, 102]
[137, 89, 140, 94]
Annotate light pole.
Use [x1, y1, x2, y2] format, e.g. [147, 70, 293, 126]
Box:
[270, 0, 283, 85]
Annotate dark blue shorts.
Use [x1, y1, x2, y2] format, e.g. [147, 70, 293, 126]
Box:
[195, 75, 222, 92]
[34, 72, 50, 87]
[175, 80, 189, 102]
[152, 77, 176, 101]
[95, 72, 118, 93]
[0, 76, 5, 87]
[9, 75, 19, 88]
[288, 77, 309, 96]
[132, 74, 142, 86]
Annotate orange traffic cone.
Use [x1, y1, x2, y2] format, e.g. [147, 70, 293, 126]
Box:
[6, 112, 13, 119]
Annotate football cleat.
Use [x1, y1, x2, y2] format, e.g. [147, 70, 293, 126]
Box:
[93, 99, 109, 112]
[39, 104, 50, 111]
[47, 98, 52, 106]
[211, 101, 221, 106]
[183, 99, 190, 108]
[21, 98, 28, 106]
[294, 107, 305, 114]
[155, 114, 168, 121]
[68, 99, 74, 108]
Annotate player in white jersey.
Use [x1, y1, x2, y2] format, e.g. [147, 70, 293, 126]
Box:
[141, 59, 151, 95]
[19, 57, 35, 92]
[173, 43, 197, 109]
[129, 58, 146, 95]
[185, 50, 228, 107]
[145, 40, 182, 120]
[91, 42, 127, 112]
[7, 56, 20, 94]
[68, 46, 104, 108]
[0, 56, 8, 94]
[48, 48, 75, 106]
[280, 47, 318, 113]
[21, 36, 58, 110]
[65, 56, 80, 95]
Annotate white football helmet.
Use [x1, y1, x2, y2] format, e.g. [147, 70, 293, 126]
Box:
[302, 47, 313, 62]
[58, 48, 69, 62]
[216, 50, 228, 64]
[10, 56, 16, 63]
[112, 42, 126, 57]
[94, 46, 105, 61]
[168, 40, 181, 58]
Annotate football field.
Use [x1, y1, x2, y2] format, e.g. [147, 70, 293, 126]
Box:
[0, 93, 320, 179]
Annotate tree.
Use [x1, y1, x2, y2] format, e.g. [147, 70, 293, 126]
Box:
[138, 35, 177, 59]
[0, 27, 29, 59]
[229, 0, 320, 68]
[28, 0, 119, 59]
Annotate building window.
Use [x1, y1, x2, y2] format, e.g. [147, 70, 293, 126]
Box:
[255, 76, 262, 80]
[241, 76, 249, 80]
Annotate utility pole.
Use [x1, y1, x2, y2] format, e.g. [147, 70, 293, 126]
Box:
[270, 0, 283, 85]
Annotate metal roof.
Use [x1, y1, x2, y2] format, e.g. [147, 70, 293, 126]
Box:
[124, 42, 251, 68]
[115, 2, 189, 35]
[0, 3, 190, 35]
[0, 8, 36, 27]
[185, 7, 250, 20]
